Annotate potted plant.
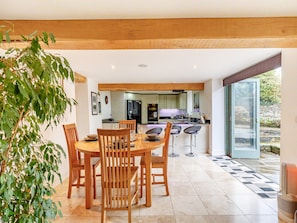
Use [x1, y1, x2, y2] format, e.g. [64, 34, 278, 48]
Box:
[0, 26, 75, 222]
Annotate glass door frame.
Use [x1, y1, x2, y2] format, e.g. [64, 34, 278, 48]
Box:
[225, 79, 260, 159]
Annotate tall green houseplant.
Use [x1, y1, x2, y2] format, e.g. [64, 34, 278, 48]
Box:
[0, 27, 75, 222]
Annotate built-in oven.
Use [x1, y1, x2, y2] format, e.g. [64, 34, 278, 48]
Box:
[147, 104, 158, 123]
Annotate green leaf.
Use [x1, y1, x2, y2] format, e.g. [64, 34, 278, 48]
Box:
[43, 32, 49, 43]
[5, 31, 10, 42]
[49, 32, 56, 43]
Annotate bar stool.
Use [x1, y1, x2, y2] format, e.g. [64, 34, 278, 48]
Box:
[169, 125, 182, 157]
[145, 127, 163, 155]
[183, 125, 201, 157]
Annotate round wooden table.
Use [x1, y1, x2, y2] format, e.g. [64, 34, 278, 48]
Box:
[75, 136, 164, 209]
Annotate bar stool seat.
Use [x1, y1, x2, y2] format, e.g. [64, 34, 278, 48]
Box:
[169, 125, 182, 157]
[183, 125, 201, 157]
[145, 127, 163, 155]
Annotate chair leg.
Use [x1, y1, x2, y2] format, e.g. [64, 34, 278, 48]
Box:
[128, 204, 132, 223]
[101, 191, 106, 223]
[135, 173, 139, 204]
[164, 167, 169, 196]
[77, 170, 81, 188]
[140, 165, 144, 198]
[93, 166, 97, 199]
[67, 170, 73, 198]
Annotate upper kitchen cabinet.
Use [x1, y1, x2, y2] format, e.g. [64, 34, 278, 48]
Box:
[178, 93, 187, 109]
[159, 94, 177, 109]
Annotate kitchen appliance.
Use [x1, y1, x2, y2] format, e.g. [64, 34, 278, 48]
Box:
[127, 100, 142, 125]
[147, 104, 158, 123]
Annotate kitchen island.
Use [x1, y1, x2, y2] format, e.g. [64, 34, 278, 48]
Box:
[102, 119, 210, 155]
[138, 122, 209, 154]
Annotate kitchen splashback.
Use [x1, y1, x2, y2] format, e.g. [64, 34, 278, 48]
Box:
[159, 109, 186, 118]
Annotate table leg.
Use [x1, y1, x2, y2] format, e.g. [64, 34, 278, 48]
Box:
[84, 153, 93, 209]
[144, 151, 152, 207]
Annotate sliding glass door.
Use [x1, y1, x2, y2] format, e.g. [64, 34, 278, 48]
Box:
[226, 79, 260, 159]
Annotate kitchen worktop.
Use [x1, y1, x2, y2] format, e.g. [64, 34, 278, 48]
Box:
[102, 118, 210, 125]
[143, 121, 209, 125]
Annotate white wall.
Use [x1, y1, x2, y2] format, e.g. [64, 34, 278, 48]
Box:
[99, 91, 112, 119]
[111, 91, 125, 121]
[280, 49, 297, 165]
[201, 79, 225, 156]
[75, 82, 89, 139]
[76, 78, 102, 137]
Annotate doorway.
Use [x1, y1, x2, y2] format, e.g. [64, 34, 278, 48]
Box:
[225, 68, 281, 183]
[226, 79, 260, 159]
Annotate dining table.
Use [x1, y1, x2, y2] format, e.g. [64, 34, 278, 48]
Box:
[75, 134, 164, 209]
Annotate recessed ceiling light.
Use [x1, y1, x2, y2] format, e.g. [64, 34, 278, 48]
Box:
[193, 64, 198, 69]
[111, 65, 116, 70]
[138, 64, 148, 68]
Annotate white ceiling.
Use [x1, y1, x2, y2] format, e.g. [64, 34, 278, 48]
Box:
[1, 0, 295, 84]
[51, 49, 281, 84]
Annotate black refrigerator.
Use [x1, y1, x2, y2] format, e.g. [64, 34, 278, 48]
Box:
[127, 100, 142, 126]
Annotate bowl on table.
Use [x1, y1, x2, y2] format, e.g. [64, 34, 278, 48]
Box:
[146, 133, 159, 141]
[86, 134, 97, 141]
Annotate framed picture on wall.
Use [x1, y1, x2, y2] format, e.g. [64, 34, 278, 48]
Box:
[91, 91, 98, 115]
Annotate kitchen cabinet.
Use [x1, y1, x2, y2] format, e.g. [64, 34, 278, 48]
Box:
[159, 95, 177, 109]
[178, 93, 187, 109]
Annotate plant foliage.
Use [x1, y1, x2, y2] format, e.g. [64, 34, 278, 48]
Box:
[0, 27, 75, 222]
[257, 70, 281, 105]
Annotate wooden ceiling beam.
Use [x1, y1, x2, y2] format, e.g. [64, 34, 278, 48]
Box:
[74, 72, 87, 83]
[1, 17, 297, 49]
[98, 83, 204, 91]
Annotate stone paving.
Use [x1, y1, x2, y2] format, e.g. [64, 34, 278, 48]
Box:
[235, 151, 280, 184]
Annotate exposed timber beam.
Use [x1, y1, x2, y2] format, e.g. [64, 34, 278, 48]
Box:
[74, 72, 87, 83]
[98, 83, 204, 91]
[1, 17, 297, 49]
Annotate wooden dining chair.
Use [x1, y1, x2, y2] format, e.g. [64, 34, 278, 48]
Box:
[63, 123, 100, 199]
[97, 128, 139, 223]
[140, 122, 172, 197]
[119, 119, 137, 165]
[119, 119, 136, 132]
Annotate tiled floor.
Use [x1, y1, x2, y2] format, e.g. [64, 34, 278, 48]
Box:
[52, 145, 280, 223]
